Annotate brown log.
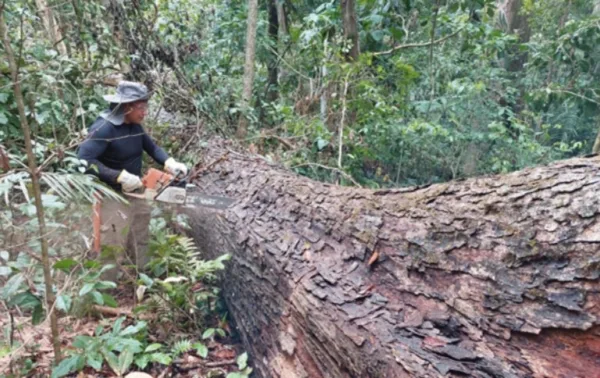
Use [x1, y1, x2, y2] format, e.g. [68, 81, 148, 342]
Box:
[186, 140, 600, 378]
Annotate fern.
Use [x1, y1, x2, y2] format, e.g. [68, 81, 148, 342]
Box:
[171, 339, 193, 356]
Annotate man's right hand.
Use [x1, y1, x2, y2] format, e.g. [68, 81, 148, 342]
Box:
[117, 170, 144, 192]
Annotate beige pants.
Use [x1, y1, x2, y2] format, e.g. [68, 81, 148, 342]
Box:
[98, 198, 151, 281]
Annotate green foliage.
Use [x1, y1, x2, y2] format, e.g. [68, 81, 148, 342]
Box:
[134, 217, 230, 331]
[226, 352, 253, 378]
[51, 317, 148, 377]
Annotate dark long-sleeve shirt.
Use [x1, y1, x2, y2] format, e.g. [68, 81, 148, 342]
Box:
[77, 116, 169, 189]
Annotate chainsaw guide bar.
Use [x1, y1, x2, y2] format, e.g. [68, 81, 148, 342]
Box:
[124, 168, 235, 210]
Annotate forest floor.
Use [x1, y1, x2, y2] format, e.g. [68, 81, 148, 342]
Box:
[0, 281, 246, 377]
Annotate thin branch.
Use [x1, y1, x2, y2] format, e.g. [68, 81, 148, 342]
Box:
[0, 9, 62, 362]
[338, 72, 350, 169]
[548, 89, 600, 106]
[373, 28, 463, 56]
[292, 162, 362, 187]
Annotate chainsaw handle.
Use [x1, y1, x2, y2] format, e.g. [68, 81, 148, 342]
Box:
[153, 169, 188, 200]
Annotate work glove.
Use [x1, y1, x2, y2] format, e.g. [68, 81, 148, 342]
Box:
[117, 170, 143, 192]
[164, 157, 188, 176]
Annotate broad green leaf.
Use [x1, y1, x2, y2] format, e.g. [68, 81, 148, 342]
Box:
[56, 294, 72, 312]
[51, 355, 82, 378]
[150, 352, 172, 365]
[95, 325, 104, 336]
[226, 373, 243, 378]
[0, 266, 11, 277]
[53, 258, 77, 272]
[202, 328, 215, 340]
[83, 260, 101, 270]
[32, 304, 45, 325]
[118, 348, 134, 374]
[2, 273, 24, 299]
[9, 291, 40, 309]
[112, 317, 126, 335]
[144, 343, 163, 353]
[0, 112, 8, 125]
[316, 137, 329, 151]
[102, 293, 118, 308]
[99, 264, 116, 274]
[87, 353, 103, 371]
[102, 350, 120, 375]
[193, 342, 208, 358]
[96, 280, 117, 290]
[91, 291, 104, 305]
[139, 273, 154, 287]
[135, 354, 151, 369]
[120, 321, 147, 336]
[115, 338, 143, 354]
[237, 352, 248, 370]
[79, 282, 95, 296]
[73, 335, 92, 349]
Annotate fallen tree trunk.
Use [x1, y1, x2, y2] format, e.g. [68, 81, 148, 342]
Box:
[186, 141, 600, 378]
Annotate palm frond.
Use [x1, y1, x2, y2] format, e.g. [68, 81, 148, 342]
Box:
[0, 171, 29, 205]
[0, 171, 126, 206]
[42, 173, 126, 203]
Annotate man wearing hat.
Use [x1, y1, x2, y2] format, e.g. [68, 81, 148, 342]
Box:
[78, 81, 187, 278]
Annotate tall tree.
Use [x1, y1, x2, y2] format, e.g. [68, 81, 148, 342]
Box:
[266, 0, 279, 102]
[276, 0, 287, 36]
[34, 0, 67, 55]
[0, 4, 62, 362]
[497, 0, 530, 71]
[341, 0, 359, 61]
[237, 0, 259, 138]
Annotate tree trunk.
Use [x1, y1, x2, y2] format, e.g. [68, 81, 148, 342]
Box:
[497, 0, 530, 71]
[35, 0, 68, 56]
[237, 0, 259, 139]
[276, 0, 287, 37]
[341, 0, 359, 61]
[266, 0, 279, 103]
[187, 141, 600, 378]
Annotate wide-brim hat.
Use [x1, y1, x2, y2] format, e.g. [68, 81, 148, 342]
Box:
[103, 81, 152, 104]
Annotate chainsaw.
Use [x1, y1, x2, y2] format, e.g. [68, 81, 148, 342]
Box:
[124, 168, 236, 210]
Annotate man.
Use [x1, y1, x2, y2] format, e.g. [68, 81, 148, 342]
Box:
[78, 81, 187, 278]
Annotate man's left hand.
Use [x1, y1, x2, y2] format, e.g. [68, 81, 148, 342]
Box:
[165, 157, 188, 176]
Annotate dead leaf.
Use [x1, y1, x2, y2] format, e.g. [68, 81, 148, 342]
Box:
[213, 346, 236, 360]
[368, 250, 379, 266]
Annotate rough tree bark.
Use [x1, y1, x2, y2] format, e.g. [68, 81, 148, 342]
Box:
[187, 141, 600, 378]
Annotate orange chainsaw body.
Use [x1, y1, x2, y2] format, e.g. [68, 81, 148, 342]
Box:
[142, 168, 174, 191]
